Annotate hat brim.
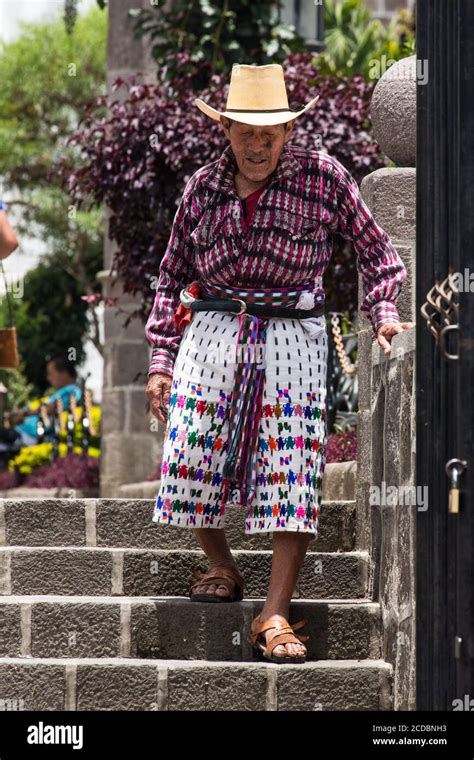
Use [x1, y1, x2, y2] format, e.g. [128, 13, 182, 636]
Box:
[194, 95, 320, 126]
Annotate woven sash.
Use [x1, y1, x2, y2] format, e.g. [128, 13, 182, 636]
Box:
[199, 282, 323, 510]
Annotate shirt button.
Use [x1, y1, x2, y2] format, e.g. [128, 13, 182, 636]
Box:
[233, 210, 239, 218]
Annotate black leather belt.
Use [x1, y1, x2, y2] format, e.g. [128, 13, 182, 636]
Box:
[188, 298, 325, 319]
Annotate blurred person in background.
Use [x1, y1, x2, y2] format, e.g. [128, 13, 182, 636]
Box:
[10, 355, 82, 446]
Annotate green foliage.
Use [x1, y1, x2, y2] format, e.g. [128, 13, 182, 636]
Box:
[316, 0, 416, 78]
[333, 412, 358, 434]
[128, 0, 307, 86]
[66, 1, 107, 32]
[0, 6, 107, 389]
[64, 0, 79, 35]
[0, 6, 107, 189]
[0, 364, 35, 414]
[0, 262, 89, 397]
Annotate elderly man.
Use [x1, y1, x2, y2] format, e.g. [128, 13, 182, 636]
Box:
[145, 63, 413, 664]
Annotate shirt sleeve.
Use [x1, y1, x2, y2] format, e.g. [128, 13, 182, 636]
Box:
[328, 161, 408, 337]
[145, 174, 199, 378]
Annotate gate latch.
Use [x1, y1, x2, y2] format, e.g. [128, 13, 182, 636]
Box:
[445, 458, 468, 514]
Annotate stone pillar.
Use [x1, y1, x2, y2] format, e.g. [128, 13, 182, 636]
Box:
[364, 0, 414, 25]
[98, 0, 164, 496]
[356, 56, 417, 709]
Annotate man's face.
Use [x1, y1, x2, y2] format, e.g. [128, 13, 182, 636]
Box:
[220, 117, 294, 182]
[46, 362, 67, 389]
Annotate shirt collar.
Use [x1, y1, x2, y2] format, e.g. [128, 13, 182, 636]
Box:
[202, 141, 303, 195]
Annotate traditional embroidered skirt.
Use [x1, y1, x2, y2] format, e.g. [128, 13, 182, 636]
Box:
[152, 309, 328, 540]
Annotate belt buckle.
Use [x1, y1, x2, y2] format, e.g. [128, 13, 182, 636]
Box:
[179, 287, 198, 307]
[231, 298, 246, 315]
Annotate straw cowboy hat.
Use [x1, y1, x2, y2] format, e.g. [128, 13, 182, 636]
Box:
[194, 63, 320, 127]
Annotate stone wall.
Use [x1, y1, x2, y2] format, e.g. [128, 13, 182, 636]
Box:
[98, 0, 165, 496]
[356, 56, 417, 709]
[364, 0, 414, 25]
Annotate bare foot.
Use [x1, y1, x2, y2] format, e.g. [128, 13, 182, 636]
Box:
[192, 559, 242, 598]
[258, 614, 307, 658]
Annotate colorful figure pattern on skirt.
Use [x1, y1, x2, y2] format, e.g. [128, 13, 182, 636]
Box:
[152, 309, 328, 540]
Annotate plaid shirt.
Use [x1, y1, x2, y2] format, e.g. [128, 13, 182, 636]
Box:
[145, 142, 407, 378]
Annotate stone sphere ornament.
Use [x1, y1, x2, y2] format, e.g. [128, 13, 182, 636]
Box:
[370, 55, 417, 167]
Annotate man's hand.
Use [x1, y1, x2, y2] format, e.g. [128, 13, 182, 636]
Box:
[146, 373, 172, 424]
[376, 321, 415, 356]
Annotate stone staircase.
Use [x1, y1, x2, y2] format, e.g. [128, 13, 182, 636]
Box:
[0, 491, 393, 711]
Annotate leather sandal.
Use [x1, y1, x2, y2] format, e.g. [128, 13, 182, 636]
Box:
[250, 614, 309, 663]
[189, 565, 245, 602]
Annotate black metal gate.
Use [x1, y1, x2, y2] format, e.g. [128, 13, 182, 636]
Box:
[417, 0, 474, 710]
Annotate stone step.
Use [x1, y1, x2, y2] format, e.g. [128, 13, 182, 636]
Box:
[0, 498, 357, 552]
[0, 595, 381, 662]
[0, 657, 393, 711]
[0, 547, 369, 599]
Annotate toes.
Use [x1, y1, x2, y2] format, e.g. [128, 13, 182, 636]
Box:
[196, 582, 231, 596]
[193, 576, 234, 597]
[287, 643, 304, 656]
[289, 643, 306, 657]
[196, 583, 213, 594]
[271, 642, 306, 658]
[214, 584, 231, 597]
